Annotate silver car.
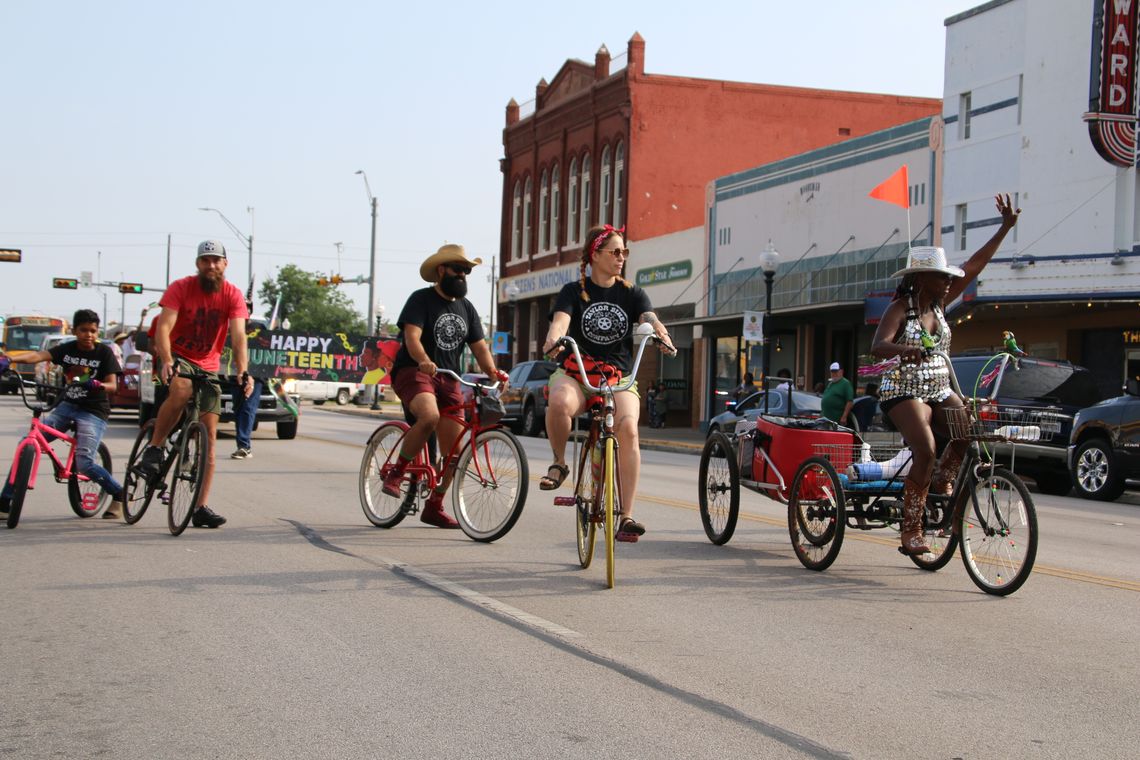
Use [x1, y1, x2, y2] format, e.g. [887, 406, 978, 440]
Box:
[706, 389, 823, 436]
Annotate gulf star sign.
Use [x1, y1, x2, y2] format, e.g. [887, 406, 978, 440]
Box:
[1085, 0, 1140, 166]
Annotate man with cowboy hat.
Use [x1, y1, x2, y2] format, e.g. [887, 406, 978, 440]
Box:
[380, 244, 509, 528]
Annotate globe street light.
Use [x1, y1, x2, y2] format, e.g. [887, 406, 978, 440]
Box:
[759, 240, 780, 414]
[199, 206, 254, 297]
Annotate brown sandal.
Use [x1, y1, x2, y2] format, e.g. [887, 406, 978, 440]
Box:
[539, 463, 570, 490]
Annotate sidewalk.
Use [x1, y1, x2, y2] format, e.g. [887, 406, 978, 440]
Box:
[321, 401, 706, 455]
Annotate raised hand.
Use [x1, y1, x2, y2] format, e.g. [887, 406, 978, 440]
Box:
[996, 193, 1020, 227]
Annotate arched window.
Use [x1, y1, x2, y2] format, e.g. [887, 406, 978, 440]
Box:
[511, 180, 522, 260]
[522, 176, 533, 257]
[580, 153, 592, 242]
[567, 158, 579, 245]
[613, 141, 625, 229]
[600, 145, 612, 225]
[550, 163, 561, 251]
[539, 169, 550, 252]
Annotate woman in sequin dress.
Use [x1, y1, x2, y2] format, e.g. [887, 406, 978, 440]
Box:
[870, 194, 1020, 555]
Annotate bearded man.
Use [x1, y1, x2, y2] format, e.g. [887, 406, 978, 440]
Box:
[132, 240, 253, 529]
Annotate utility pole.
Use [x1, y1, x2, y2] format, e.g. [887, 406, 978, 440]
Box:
[355, 170, 378, 336]
[165, 234, 172, 286]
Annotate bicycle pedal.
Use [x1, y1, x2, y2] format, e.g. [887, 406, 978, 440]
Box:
[616, 532, 640, 543]
[552, 496, 576, 507]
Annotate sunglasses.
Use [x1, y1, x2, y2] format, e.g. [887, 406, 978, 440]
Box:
[445, 264, 472, 275]
[599, 248, 630, 259]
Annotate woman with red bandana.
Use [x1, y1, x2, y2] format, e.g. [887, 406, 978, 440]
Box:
[540, 225, 672, 539]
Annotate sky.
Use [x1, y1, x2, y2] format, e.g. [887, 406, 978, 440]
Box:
[1, 0, 976, 332]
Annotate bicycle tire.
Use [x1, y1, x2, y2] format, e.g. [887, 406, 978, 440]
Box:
[6, 445, 36, 529]
[359, 422, 411, 528]
[699, 432, 739, 545]
[122, 420, 157, 524]
[68, 442, 112, 518]
[167, 421, 207, 536]
[575, 433, 597, 568]
[960, 466, 1037, 596]
[909, 496, 960, 571]
[787, 456, 845, 571]
[452, 428, 528, 542]
[603, 437, 617, 589]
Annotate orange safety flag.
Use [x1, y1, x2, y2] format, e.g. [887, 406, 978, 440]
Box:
[869, 165, 910, 209]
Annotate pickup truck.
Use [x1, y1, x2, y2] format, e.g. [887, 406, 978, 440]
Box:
[500, 360, 556, 436]
[1068, 378, 1140, 501]
[283, 379, 362, 406]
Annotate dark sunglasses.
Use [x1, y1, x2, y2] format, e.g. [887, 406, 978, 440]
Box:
[445, 264, 472, 275]
[600, 248, 630, 258]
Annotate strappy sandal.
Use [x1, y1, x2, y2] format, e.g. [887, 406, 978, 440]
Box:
[539, 463, 570, 491]
[617, 516, 646, 537]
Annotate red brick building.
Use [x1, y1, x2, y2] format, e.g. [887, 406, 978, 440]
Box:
[498, 33, 940, 425]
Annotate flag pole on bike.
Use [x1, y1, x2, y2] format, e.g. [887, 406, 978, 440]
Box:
[379, 244, 510, 529]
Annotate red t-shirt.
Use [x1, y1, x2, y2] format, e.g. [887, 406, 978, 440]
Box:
[159, 276, 248, 371]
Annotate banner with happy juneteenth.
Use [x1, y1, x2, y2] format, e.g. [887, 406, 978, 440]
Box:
[219, 329, 399, 385]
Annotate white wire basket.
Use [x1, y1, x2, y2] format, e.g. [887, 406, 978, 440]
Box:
[943, 406, 1060, 442]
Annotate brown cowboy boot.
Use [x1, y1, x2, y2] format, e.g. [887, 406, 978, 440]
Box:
[930, 446, 964, 496]
[898, 478, 931, 556]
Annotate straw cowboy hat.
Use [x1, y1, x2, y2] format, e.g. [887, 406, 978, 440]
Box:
[891, 246, 965, 279]
[419, 243, 483, 283]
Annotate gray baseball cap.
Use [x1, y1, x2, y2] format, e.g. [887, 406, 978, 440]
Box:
[197, 240, 227, 260]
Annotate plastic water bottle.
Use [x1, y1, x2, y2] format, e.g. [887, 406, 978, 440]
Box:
[995, 424, 1041, 441]
[860, 442, 872, 462]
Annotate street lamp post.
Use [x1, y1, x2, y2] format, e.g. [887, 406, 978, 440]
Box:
[198, 207, 254, 297]
[504, 281, 521, 364]
[355, 170, 378, 338]
[759, 240, 780, 414]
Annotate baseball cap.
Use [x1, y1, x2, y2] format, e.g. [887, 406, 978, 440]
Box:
[829, 362, 841, 371]
[197, 240, 227, 260]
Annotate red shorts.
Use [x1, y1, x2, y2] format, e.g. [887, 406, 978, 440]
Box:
[391, 366, 463, 411]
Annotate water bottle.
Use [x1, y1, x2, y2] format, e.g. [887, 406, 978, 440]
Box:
[860, 442, 872, 463]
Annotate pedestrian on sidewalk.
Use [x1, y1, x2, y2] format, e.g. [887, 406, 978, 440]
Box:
[653, 382, 671, 428]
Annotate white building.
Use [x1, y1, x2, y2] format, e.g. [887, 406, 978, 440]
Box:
[943, 0, 1140, 395]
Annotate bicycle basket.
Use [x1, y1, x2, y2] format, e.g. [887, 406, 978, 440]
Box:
[477, 392, 505, 424]
[943, 405, 1059, 442]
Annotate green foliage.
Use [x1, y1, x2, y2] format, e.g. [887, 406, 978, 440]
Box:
[259, 264, 367, 334]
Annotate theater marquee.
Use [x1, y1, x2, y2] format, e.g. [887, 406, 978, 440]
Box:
[1085, 0, 1140, 166]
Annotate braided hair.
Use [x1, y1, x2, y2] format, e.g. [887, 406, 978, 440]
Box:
[579, 224, 632, 302]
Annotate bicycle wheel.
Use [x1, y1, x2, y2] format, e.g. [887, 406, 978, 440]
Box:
[787, 456, 845, 571]
[359, 421, 411, 528]
[699, 432, 739, 545]
[960, 466, 1037, 595]
[575, 435, 597, 568]
[6, 445, 36, 529]
[121, 420, 157, 524]
[909, 496, 960, 571]
[167, 421, 207, 536]
[603, 437, 617, 589]
[452, 428, 528, 542]
[68, 442, 112, 518]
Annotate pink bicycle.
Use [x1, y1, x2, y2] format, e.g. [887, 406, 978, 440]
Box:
[1, 369, 114, 529]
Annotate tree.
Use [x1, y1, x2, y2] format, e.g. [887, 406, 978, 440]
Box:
[258, 264, 367, 334]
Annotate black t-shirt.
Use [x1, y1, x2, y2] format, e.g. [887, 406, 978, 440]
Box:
[552, 279, 652, 373]
[393, 287, 485, 373]
[48, 340, 121, 419]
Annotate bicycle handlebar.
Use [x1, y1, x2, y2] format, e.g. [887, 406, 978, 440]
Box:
[0, 369, 65, 413]
[554, 329, 673, 394]
[434, 368, 501, 392]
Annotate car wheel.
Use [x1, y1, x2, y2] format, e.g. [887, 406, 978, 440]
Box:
[336, 388, 351, 405]
[1033, 469, 1072, 497]
[706, 424, 720, 438]
[1072, 438, 1125, 501]
[521, 401, 540, 437]
[276, 419, 298, 440]
[138, 401, 154, 427]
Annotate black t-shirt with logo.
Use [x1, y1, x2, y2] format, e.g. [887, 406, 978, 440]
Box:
[553, 279, 652, 373]
[393, 287, 485, 373]
[48, 340, 121, 419]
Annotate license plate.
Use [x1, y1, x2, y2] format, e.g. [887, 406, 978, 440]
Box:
[222, 401, 233, 415]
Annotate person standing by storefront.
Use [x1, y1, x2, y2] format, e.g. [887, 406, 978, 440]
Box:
[821, 362, 854, 426]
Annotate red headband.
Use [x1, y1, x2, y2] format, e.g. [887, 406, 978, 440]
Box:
[589, 224, 626, 259]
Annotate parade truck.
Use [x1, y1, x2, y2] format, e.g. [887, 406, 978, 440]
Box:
[0, 315, 68, 393]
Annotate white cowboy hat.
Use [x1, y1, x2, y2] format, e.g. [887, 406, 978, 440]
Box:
[418, 243, 483, 283]
[891, 246, 965, 279]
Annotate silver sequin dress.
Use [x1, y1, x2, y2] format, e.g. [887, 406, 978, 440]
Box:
[879, 304, 953, 404]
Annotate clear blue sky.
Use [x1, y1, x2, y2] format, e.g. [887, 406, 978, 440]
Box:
[0, 0, 973, 331]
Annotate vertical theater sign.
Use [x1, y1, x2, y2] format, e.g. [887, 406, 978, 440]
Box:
[1086, 0, 1140, 166]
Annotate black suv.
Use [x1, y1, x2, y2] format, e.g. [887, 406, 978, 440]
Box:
[500, 360, 556, 436]
[1068, 379, 1140, 501]
[950, 355, 1103, 495]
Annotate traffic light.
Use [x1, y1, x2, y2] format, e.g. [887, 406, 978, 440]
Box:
[53, 277, 78, 289]
[0, 248, 21, 263]
[317, 276, 329, 287]
[118, 282, 143, 294]
[330, 274, 344, 285]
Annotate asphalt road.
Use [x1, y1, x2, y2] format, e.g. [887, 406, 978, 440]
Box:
[1, 398, 1137, 759]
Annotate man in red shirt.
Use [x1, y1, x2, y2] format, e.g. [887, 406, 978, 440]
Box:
[133, 240, 253, 528]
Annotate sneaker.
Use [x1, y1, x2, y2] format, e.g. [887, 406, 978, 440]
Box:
[134, 445, 164, 480]
[102, 498, 124, 520]
[231, 447, 252, 460]
[420, 492, 459, 529]
[191, 505, 226, 529]
[381, 466, 407, 498]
